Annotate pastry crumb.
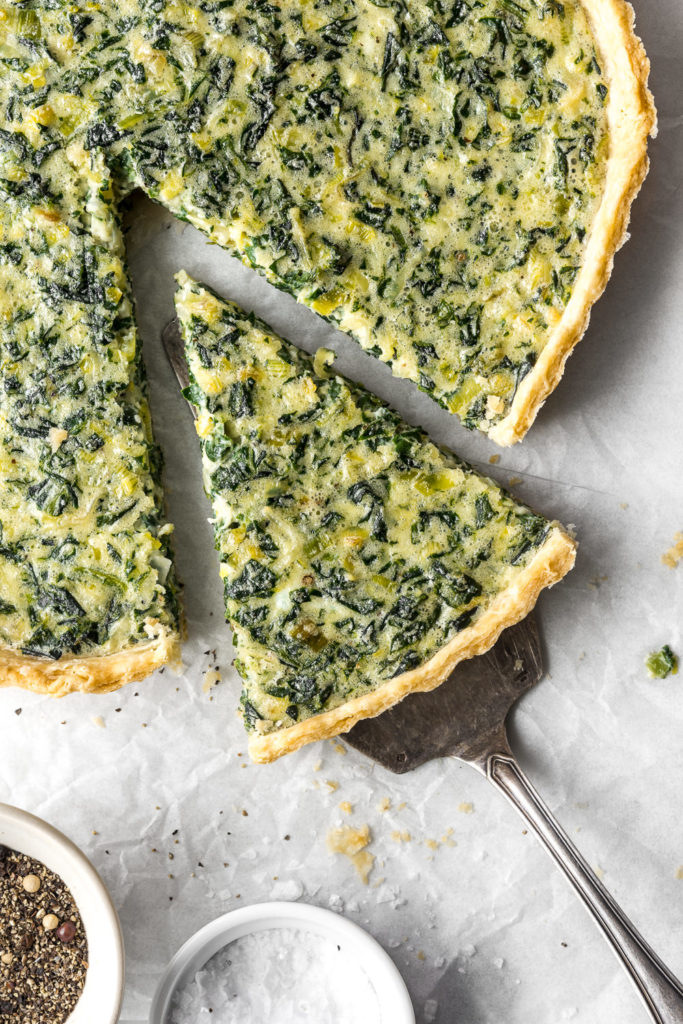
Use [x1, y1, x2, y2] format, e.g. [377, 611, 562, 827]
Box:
[326, 825, 374, 884]
[339, 801, 353, 815]
[662, 532, 683, 569]
[488, 454, 500, 464]
[458, 802, 474, 814]
[378, 797, 392, 813]
[391, 830, 412, 843]
[203, 667, 221, 693]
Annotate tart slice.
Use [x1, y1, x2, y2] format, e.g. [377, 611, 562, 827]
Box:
[0, 151, 180, 696]
[175, 273, 575, 762]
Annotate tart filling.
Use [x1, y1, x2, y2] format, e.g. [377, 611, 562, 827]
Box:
[176, 273, 575, 761]
[0, 0, 654, 443]
[0, 151, 179, 694]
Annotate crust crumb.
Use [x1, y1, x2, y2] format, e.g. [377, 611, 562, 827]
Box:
[203, 667, 221, 693]
[662, 533, 683, 569]
[425, 826, 456, 851]
[326, 825, 374, 884]
[458, 802, 474, 814]
[391, 830, 412, 843]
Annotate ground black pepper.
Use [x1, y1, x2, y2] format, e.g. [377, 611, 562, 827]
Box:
[0, 845, 88, 1023]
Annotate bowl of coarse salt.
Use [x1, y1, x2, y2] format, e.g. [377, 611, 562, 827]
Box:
[149, 900, 415, 1024]
[0, 802, 124, 1024]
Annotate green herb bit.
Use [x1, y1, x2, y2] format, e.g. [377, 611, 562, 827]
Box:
[645, 645, 679, 680]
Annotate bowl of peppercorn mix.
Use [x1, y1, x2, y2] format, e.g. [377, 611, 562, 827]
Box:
[0, 802, 124, 1024]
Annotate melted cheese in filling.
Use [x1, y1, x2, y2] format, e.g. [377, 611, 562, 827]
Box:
[176, 272, 566, 735]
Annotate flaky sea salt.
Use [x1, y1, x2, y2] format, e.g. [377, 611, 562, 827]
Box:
[168, 928, 382, 1023]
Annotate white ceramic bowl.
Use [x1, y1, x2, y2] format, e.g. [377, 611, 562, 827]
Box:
[149, 900, 415, 1024]
[0, 802, 124, 1024]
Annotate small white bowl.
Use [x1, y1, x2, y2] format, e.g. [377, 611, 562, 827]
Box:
[149, 900, 415, 1024]
[0, 802, 124, 1024]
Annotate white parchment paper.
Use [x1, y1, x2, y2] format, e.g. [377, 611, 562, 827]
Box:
[1, 2, 682, 1021]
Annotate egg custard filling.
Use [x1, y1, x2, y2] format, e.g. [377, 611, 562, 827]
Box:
[0, 152, 179, 694]
[176, 274, 575, 762]
[0, 0, 652, 691]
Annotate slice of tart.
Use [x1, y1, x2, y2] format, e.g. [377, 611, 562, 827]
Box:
[0, 151, 180, 696]
[175, 273, 575, 762]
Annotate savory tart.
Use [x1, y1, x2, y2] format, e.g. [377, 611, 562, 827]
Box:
[0, 0, 653, 695]
[0, 0, 654, 445]
[0, 149, 179, 696]
[175, 273, 575, 762]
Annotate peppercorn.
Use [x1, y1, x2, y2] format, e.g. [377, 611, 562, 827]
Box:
[57, 921, 76, 944]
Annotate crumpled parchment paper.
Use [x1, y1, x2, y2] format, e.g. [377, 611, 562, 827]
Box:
[1, 2, 682, 1021]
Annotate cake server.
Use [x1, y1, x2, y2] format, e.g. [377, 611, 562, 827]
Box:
[162, 318, 683, 1024]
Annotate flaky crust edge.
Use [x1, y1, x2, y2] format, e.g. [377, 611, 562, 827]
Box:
[0, 623, 180, 697]
[248, 525, 575, 763]
[489, 0, 657, 446]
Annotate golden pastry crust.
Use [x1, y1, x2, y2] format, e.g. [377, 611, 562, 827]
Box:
[0, 623, 180, 698]
[248, 526, 575, 763]
[489, 0, 656, 446]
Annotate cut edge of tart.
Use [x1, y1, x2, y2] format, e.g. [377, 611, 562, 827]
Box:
[0, 624, 180, 698]
[489, 0, 657, 446]
[248, 528, 574, 763]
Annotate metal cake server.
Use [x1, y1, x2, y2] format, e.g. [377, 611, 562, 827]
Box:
[346, 617, 683, 1024]
[162, 318, 683, 1023]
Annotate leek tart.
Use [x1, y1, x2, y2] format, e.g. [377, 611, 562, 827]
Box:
[0, 0, 654, 445]
[0, 151, 179, 696]
[176, 274, 575, 762]
[0, 0, 653, 696]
